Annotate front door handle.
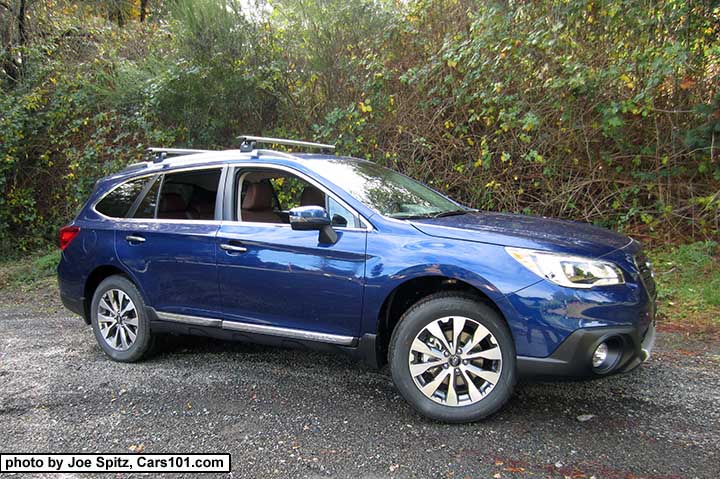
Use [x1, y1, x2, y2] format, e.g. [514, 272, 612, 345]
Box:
[126, 235, 146, 244]
[220, 243, 247, 253]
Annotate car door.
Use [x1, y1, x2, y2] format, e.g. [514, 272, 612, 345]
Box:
[215, 165, 368, 340]
[113, 166, 225, 318]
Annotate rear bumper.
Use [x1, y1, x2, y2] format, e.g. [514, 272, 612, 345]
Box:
[517, 320, 656, 378]
[60, 290, 87, 321]
[57, 255, 90, 323]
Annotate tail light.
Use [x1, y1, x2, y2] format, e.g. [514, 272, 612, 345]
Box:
[59, 225, 80, 251]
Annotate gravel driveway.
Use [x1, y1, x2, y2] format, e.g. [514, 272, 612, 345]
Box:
[1, 285, 719, 479]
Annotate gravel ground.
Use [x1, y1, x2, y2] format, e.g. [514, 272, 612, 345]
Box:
[1, 283, 719, 479]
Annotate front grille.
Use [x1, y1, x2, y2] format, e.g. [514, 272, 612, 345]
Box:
[634, 251, 656, 299]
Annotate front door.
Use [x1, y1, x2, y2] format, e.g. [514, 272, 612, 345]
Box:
[216, 166, 367, 338]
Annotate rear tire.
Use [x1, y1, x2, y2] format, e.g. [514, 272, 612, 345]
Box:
[389, 293, 516, 423]
[90, 275, 153, 362]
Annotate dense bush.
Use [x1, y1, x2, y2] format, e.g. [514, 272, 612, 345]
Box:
[0, 0, 718, 255]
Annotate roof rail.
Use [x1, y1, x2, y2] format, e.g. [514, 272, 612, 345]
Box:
[121, 161, 152, 173]
[237, 135, 335, 154]
[254, 149, 298, 161]
[146, 147, 214, 163]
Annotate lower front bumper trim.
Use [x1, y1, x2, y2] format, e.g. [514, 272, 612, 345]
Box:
[517, 322, 655, 379]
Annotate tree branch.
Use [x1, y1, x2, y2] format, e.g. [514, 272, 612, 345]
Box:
[0, 0, 11, 11]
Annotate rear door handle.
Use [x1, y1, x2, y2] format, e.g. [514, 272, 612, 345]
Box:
[220, 243, 247, 253]
[126, 235, 146, 244]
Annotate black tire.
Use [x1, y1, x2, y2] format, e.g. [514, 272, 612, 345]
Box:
[389, 292, 516, 423]
[90, 275, 153, 362]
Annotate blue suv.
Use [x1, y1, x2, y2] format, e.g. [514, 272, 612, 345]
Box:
[58, 136, 656, 422]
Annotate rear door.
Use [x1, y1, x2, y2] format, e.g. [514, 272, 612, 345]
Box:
[112, 166, 225, 318]
[215, 165, 368, 340]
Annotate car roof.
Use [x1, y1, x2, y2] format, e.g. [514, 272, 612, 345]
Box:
[109, 149, 371, 182]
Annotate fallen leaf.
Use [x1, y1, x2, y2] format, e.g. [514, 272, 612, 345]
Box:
[128, 444, 145, 453]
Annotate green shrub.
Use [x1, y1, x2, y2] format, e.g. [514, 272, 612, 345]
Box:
[651, 241, 720, 308]
[0, 249, 61, 287]
[0, 0, 718, 257]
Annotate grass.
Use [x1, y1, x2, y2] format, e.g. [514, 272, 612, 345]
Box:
[649, 241, 720, 338]
[0, 249, 61, 290]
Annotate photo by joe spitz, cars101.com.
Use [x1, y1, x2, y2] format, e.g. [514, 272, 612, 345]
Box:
[57, 135, 656, 423]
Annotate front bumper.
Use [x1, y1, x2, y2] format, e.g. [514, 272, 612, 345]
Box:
[517, 320, 656, 378]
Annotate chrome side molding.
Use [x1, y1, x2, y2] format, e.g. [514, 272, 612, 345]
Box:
[221, 320, 355, 345]
[155, 311, 223, 328]
[152, 309, 356, 346]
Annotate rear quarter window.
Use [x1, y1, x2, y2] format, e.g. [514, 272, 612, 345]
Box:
[95, 177, 149, 218]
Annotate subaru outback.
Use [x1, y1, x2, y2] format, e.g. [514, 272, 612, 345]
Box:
[58, 136, 656, 423]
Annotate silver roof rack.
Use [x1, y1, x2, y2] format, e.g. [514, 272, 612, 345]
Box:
[146, 147, 214, 163]
[237, 135, 335, 154]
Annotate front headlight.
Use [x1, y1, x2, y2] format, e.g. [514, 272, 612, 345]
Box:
[505, 247, 625, 289]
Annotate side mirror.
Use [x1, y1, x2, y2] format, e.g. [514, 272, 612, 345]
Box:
[289, 206, 331, 230]
[289, 206, 338, 244]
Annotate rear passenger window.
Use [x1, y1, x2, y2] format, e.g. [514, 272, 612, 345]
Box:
[157, 169, 221, 220]
[95, 177, 148, 218]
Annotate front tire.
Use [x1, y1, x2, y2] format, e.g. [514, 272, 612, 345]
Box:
[90, 275, 153, 362]
[389, 293, 516, 423]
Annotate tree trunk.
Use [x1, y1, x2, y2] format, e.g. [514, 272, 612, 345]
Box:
[17, 0, 25, 47]
[140, 0, 149, 22]
[1, 0, 25, 84]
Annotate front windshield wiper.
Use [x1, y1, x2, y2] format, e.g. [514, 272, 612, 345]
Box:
[431, 209, 475, 218]
[388, 213, 436, 220]
[388, 209, 475, 220]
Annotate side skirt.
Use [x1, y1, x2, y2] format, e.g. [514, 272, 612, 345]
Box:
[146, 308, 379, 368]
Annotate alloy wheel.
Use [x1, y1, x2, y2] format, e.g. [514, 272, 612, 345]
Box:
[408, 316, 502, 407]
[97, 289, 139, 351]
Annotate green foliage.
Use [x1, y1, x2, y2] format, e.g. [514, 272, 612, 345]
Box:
[651, 241, 720, 308]
[270, 176, 306, 209]
[0, 249, 60, 287]
[0, 0, 718, 257]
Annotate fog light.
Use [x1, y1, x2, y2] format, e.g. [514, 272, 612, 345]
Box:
[592, 342, 609, 368]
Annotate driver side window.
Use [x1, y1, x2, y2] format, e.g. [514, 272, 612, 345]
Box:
[236, 169, 360, 227]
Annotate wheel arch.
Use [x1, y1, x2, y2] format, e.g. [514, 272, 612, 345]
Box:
[372, 273, 513, 368]
[83, 264, 142, 324]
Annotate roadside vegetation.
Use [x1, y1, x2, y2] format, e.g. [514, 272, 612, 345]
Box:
[650, 241, 720, 338]
[0, 0, 718, 255]
[0, 249, 60, 292]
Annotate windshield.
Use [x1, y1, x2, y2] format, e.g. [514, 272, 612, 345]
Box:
[307, 159, 468, 219]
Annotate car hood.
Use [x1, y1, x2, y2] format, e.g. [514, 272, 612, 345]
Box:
[410, 212, 632, 258]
